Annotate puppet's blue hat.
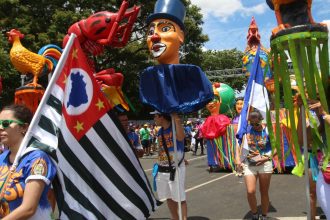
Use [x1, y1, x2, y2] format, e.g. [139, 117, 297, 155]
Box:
[146, 0, 186, 30]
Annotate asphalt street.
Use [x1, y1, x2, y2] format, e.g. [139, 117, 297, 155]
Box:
[140, 150, 326, 220]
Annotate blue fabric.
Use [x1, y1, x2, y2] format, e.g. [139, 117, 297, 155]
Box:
[152, 163, 159, 192]
[206, 139, 219, 167]
[146, 0, 186, 30]
[184, 125, 192, 138]
[309, 153, 319, 182]
[283, 133, 296, 167]
[0, 150, 56, 215]
[139, 64, 213, 114]
[236, 47, 267, 145]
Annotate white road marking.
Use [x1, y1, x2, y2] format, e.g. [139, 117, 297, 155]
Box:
[143, 155, 207, 172]
[185, 173, 233, 193]
[159, 173, 234, 202]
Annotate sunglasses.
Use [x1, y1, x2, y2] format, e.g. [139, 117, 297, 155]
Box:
[0, 119, 24, 129]
[250, 122, 261, 127]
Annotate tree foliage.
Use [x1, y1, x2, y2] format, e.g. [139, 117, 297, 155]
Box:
[200, 49, 246, 92]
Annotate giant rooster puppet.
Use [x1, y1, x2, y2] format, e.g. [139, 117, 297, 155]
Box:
[267, 0, 330, 175]
[242, 17, 272, 81]
[7, 29, 62, 113]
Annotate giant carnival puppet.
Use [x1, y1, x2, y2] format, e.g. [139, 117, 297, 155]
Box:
[242, 17, 272, 83]
[201, 83, 231, 171]
[139, 0, 213, 114]
[139, 0, 213, 217]
[266, 0, 330, 178]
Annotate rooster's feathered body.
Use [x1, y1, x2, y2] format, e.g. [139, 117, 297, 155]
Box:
[7, 29, 61, 87]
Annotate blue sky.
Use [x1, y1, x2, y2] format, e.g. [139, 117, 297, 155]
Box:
[190, 0, 330, 51]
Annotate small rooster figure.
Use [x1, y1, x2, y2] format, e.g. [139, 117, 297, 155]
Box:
[7, 29, 60, 87]
[266, 0, 323, 35]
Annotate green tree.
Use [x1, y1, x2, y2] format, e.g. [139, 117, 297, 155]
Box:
[200, 49, 246, 92]
[0, 0, 209, 119]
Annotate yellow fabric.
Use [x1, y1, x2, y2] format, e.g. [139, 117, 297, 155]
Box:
[281, 106, 308, 129]
[102, 85, 129, 111]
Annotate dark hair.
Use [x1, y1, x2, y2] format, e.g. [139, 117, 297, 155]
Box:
[248, 110, 263, 121]
[116, 111, 127, 117]
[2, 104, 33, 124]
[160, 113, 171, 122]
[233, 97, 244, 117]
[236, 97, 244, 102]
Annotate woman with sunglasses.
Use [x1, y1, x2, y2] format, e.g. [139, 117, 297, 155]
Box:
[0, 104, 56, 219]
[236, 110, 275, 220]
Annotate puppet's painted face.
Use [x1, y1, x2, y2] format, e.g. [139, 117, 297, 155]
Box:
[147, 19, 184, 64]
[236, 100, 244, 114]
[206, 94, 221, 115]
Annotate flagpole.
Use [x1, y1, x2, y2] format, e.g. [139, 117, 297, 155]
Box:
[301, 105, 311, 220]
[295, 45, 311, 220]
[12, 33, 77, 168]
[240, 73, 257, 162]
[171, 116, 183, 220]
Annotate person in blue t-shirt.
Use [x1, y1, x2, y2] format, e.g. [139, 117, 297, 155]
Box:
[151, 110, 187, 220]
[117, 112, 144, 158]
[0, 104, 56, 219]
[236, 110, 275, 220]
[127, 124, 144, 158]
[183, 121, 192, 152]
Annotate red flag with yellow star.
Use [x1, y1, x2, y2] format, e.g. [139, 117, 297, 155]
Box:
[57, 39, 111, 140]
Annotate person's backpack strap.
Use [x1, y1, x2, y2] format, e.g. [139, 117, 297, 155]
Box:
[161, 127, 185, 167]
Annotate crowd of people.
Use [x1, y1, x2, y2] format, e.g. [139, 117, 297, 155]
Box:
[123, 117, 209, 158]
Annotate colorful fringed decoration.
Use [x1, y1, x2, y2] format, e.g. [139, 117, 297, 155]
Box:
[270, 24, 330, 175]
[205, 125, 238, 171]
[15, 86, 45, 113]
